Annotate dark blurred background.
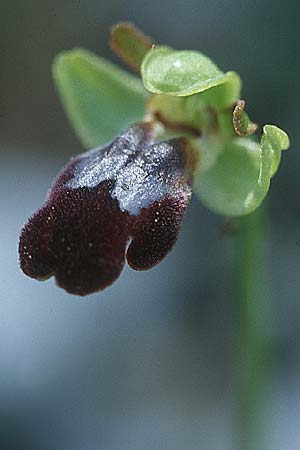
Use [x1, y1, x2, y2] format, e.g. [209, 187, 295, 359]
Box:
[1, 1, 300, 449]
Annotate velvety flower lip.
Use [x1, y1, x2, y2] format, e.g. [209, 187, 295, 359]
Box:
[19, 122, 195, 296]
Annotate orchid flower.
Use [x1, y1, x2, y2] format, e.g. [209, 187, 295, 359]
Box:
[19, 23, 289, 295]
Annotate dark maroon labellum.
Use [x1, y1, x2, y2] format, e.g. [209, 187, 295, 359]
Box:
[19, 123, 195, 295]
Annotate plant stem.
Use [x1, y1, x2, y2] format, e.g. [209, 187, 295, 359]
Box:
[234, 203, 272, 450]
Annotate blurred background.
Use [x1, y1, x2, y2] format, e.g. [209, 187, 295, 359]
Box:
[1, 1, 300, 449]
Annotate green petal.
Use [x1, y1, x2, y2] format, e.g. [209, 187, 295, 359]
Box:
[233, 100, 258, 136]
[194, 124, 290, 216]
[141, 46, 241, 106]
[53, 48, 148, 148]
[110, 22, 153, 72]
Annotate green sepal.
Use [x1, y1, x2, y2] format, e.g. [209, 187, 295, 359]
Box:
[193, 124, 290, 217]
[141, 46, 241, 107]
[53, 48, 148, 148]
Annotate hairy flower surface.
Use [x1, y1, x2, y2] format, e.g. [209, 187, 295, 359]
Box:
[19, 123, 195, 295]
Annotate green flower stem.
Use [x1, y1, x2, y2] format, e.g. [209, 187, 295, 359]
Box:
[234, 203, 272, 450]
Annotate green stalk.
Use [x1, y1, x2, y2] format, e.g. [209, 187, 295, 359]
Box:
[234, 203, 272, 450]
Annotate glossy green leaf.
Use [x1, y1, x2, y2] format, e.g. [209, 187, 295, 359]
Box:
[141, 46, 241, 106]
[53, 48, 148, 148]
[194, 123, 289, 217]
[110, 22, 153, 72]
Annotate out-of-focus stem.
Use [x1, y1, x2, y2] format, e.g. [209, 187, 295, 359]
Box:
[234, 203, 272, 450]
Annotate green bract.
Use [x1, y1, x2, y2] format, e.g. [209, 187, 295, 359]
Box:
[53, 48, 147, 148]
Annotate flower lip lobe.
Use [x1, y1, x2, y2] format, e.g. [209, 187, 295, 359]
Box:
[127, 195, 189, 271]
[20, 181, 131, 295]
[19, 123, 194, 295]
